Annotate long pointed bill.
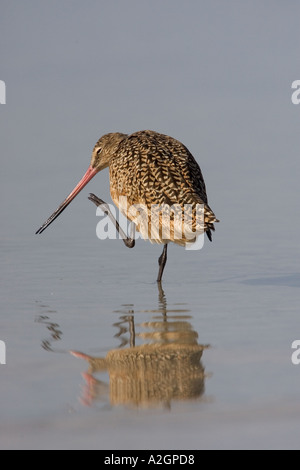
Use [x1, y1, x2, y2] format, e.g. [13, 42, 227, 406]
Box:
[36, 165, 98, 234]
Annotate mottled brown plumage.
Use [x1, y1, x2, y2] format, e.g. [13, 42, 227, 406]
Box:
[91, 130, 218, 245]
[36, 130, 218, 281]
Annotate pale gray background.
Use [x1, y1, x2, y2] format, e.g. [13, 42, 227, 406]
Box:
[1, 1, 300, 449]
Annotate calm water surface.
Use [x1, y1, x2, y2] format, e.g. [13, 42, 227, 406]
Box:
[1, 207, 300, 449]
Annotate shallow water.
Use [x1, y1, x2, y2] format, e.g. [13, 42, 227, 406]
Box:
[1, 217, 300, 449]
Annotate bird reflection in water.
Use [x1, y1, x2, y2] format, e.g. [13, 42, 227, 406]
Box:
[71, 285, 209, 409]
[35, 306, 63, 352]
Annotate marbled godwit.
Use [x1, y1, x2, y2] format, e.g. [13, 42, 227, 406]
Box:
[36, 130, 218, 281]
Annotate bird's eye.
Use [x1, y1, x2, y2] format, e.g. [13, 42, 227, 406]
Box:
[96, 147, 102, 155]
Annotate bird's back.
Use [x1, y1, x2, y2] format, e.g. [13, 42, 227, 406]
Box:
[109, 130, 218, 245]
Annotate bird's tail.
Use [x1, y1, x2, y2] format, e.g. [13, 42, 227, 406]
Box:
[205, 206, 219, 242]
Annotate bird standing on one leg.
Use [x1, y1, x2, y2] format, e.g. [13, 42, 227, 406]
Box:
[36, 130, 219, 282]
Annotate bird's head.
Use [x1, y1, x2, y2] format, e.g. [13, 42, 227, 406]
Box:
[90, 132, 127, 171]
[35, 132, 127, 234]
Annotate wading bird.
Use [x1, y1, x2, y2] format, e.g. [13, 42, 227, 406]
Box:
[36, 130, 218, 282]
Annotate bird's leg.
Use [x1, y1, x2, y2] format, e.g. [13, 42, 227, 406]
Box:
[157, 244, 168, 283]
[88, 193, 135, 248]
[128, 220, 136, 246]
